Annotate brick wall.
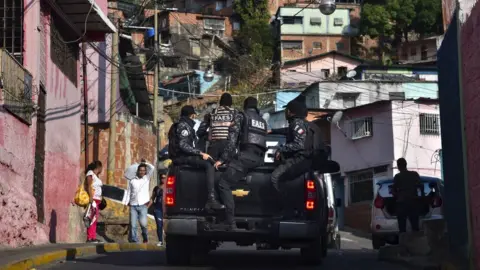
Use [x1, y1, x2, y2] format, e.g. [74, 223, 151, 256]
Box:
[80, 113, 157, 189]
[460, 2, 480, 268]
[345, 202, 372, 233]
[282, 35, 351, 60]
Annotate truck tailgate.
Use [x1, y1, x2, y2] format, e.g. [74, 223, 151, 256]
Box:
[167, 164, 307, 218]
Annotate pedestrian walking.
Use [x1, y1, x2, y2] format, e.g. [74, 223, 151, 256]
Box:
[392, 158, 425, 233]
[122, 160, 155, 243]
[85, 160, 104, 243]
[148, 170, 166, 246]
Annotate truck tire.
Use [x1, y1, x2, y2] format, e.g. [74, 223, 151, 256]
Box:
[166, 235, 192, 265]
[372, 235, 385, 250]
[300, 237, 323, 265]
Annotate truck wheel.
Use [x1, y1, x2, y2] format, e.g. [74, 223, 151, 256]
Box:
[300, 237, 323, 265]
[372, 235, 385, 250]
[166, 235, 192, 265]
[321, 233, 328, 257]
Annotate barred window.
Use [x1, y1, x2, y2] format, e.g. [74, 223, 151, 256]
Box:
[419, 113, 440, 135]
[50, 11, 79, 86]
[0, 0, 23, 63]
[350, 117, 373, 139]
[348, 170, 374, 203]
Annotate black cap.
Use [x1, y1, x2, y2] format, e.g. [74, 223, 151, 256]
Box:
[180, 105, 197, 117]
[243, 96, 258, 110]
[286, 100, 307, 118]
[219, 93, 233, 107]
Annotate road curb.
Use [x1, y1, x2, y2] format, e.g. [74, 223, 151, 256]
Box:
[0, 243, 164, 270]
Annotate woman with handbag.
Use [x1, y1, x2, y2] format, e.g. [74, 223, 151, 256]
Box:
[85, 160, 104, 243]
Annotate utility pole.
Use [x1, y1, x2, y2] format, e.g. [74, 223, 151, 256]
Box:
[153, 0, 159, 128]
[107, 10, 119, 185]
[82, 42, 89, 171]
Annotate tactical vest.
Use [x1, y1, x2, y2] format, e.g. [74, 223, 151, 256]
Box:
[209, 106, 235, 141]
[240, 109, 267, 150]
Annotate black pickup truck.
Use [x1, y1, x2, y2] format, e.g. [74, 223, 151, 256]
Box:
[163, 134, 340, 265]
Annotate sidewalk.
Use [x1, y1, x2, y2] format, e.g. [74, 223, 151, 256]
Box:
[0, 243, 163, 270]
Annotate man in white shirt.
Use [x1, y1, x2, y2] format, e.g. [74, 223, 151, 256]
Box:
[122, 160, 155, 243]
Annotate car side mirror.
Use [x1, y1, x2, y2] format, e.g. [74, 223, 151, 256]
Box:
[335, 198, 342, 207]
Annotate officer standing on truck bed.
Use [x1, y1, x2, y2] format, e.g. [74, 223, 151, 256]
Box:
[168, 105, 225, 211]
[214, 97, 267, 230]
[197, 93, 237, 159]
[270, 99, 313, 192]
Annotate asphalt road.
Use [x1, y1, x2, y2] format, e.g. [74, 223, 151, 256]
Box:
[42, 232, 408, 270]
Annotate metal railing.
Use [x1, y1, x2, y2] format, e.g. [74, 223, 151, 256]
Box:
[0, 48, 34, 124]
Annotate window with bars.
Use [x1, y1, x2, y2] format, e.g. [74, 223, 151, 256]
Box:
[349, 117, 373, 139]
[50, 11, 79, 85]
[282, 41, 302, 50]
[419, 113, 440, 135]
[204, 18, 225, 31]
[0, 0, 24, 64]
[348, 170, 374, 203]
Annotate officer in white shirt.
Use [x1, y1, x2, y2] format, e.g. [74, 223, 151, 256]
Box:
[122, 160, 155, 243]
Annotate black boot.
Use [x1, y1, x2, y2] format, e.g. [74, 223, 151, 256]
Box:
[205, 192, 225, 211]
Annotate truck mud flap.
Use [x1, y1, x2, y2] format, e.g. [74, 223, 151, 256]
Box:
[164, 219, 198, 236]
[278, 221, 320, 239]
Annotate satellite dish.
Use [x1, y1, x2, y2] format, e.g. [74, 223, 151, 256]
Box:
[262, 112, 270, 122]
[346, 70, 357, 79]
[331, 111, 343, 124]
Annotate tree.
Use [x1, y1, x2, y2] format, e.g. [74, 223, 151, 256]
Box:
[359, 0, 443, 62]
[360, 3, 393, 63]
[233, 0, 274, 70]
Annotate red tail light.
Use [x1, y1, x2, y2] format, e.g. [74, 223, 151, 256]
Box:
[431, 196, 443, 208]
[374, 194, 384, 209]
[305, 180, 316, 211]
[165, 175, 176, 206]
[328, 207, 334, 224]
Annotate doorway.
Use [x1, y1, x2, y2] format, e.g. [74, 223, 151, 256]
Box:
[33, 85, 46, 223]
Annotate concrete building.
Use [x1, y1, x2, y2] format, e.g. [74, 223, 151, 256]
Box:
[330, 99, 442, 232]
[302, 80, 438, 110]
[280, 50, 366, 88]
[397, 35, 443, 65]
[0, 0, 115, 247]
[272, 7, 359, 61]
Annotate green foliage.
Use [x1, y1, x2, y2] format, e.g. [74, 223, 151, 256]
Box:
[233, 0, 274, 68]
[360, 0, 443, 62]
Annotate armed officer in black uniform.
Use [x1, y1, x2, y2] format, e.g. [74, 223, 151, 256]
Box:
[197, 93, 237, 160]
[270, 100, 312, 192]
[173, 105, 225, 211]
[213, 97, 267, 230]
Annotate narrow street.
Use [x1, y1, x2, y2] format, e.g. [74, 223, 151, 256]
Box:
[41, 232, 408, 270]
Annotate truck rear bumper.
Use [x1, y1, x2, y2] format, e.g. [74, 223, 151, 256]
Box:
[164, 217, 320, 240]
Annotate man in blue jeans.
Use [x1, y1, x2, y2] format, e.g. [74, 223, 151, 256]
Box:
[149, 170, 166, 246]
[123, 160, 155, 243]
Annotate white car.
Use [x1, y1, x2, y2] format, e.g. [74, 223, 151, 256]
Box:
[370, 176, 444, 249]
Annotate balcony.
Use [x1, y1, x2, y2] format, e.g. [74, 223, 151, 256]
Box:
[0, 48, 34, 124]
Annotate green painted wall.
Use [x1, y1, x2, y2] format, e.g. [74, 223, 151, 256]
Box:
[279, 7, 352, 35]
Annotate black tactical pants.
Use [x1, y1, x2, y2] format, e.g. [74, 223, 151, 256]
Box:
[207, 140, 229, 161]
[396, 200, 420, 233]
[271, 155, 312, 192]
[218, 147, 264, 223]
[174, 156, 215, 193]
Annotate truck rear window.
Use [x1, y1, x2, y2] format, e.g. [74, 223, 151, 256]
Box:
[377, 179, 440, 198]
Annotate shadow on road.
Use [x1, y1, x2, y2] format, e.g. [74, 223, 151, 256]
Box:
[67, 248, 395, 270]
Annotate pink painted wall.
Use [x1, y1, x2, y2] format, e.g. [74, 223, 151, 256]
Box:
[0, 0, 118, 247]
[84, 39, 114, 124]
[391, 100, 442, 177]
[460, 1, 480, 268]
[331, 101, 395, 174]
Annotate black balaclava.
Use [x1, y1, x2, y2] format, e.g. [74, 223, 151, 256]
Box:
[219, 93, 233, 107]
[286, 100, 307, 120]
[243, 97, 258, 112]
